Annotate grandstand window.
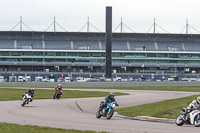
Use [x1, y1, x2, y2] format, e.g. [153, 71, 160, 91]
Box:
[135, 60, 145, 63]
[180, 54, 191, 58]
[7, 58, 20, 62]
[67, 59, 75, 63]
[33, 58, 43, 62]
[158, 60, 169, 63]
[22, 52, 33, 56]
[22, 58, 32, 62]
[55, 59, 66, 62]
[33, 52, 43, 56]
[90, 53, 101, 57]
[1, 51, 9, 56]
[169, 54, 179, 58]
[46, 52, 56, 56]
[189, 60, 200, 63]
[78, 52, 90, 57]
[124, 53, 134, 58]
[67, 52, 77, 57]
[191, 54, 200, 58]
[157, 53, 168, 58]
[75, 59, 90, 62]
[169, 60, 178, 63]
[135, 53, 146, 58]
[113, 53, 123, 57]
[56, 52, 66, 56]
[147, 53, 156, 58]
[10, 51, 21, 56]
[45, 59, 55, 62]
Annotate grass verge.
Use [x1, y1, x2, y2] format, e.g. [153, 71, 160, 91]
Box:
[116, 95, 199, 119]
[2, 86, 200, 92]
[0, 122, 108, 133]
[0, 88, 128, 101]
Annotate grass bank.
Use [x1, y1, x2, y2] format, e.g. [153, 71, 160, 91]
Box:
[64, 86, 200, 92]
[0, 88, 128, 101]
[2, 86, 200, 92]
[0, 122, 108, 133]
[116, 95, 199, 119]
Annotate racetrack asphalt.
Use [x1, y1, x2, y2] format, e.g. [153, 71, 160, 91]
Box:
[1, 88, 200, 133]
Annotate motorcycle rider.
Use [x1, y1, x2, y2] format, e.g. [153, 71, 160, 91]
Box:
[100, 92, 119, 109]
[54, 84, 63, 99]
[22, 88, 34, 102]
[184, 96, 200, 120]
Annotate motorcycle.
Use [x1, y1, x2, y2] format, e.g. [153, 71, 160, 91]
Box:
[176, 108, 200, 127]
[21, 93, 32, 107]
[96, 101, 118, 119]
[53, 91, 63, 100]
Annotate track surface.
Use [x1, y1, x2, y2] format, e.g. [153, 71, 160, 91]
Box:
[1, 89, 200, 133]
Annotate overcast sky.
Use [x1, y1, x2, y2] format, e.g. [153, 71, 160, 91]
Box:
[0, 0, 200, 34]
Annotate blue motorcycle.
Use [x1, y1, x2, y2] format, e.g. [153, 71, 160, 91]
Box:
[96, 101, 119, 119]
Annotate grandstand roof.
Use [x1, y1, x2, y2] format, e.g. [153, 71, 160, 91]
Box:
[1, 31, 200, 42]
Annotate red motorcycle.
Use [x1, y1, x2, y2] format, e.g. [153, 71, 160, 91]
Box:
[53, 89, 63, 100]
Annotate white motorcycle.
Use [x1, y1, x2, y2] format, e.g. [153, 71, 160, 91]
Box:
[176, 108, 200, 127]
[21, 93, 32, 107]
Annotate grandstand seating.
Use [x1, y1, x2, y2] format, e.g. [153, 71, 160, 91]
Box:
[129, 41, 156, 51]
[157, 41, 183, 51]
[0, 40, 14, 49]
[73, 40, 99, 50]
[17, 39, 42, 49]
[184, 42, 200, 51]
[45, 40, 71, 50]
[100, 40, 128, 50]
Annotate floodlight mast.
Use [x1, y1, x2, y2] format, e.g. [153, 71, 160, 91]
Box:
[105, 6, 112, 79]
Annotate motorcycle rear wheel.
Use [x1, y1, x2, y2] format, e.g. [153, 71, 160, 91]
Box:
[176, 115, 184, 126]
[194, 115, 200, 127]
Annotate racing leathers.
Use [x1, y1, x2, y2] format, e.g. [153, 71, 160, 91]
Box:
[22, 89, 34, 102]
[185, 100, 200, 120]
[101, 96, 118, 109]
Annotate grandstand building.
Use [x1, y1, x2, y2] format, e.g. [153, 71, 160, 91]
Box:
[0, 31, 200, 75]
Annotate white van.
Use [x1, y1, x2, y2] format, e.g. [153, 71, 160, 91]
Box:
[35, 76, 43, 82]
[18, 76, 25, 82]
[25, 76, 31, 82]
[0, 76, 4, 82]
[64, 77, 71, 82]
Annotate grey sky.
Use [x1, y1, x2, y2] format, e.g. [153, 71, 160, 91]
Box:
[0, 0, 200, 34]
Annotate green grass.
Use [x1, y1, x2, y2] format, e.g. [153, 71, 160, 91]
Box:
[63, 86, 200, 92]
[116, 95, 199, 119]
[0, 122, 108, 133]
[2, 86, 200, 92]
[0, 88, 128, 101]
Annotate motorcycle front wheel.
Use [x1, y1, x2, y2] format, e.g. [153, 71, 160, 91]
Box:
[194, 115, 200, 127]
[176, 115, 184, 126]
[106, 109, 114, 120]
[96, 108, 102, 118]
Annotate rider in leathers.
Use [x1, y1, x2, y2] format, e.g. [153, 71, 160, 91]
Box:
[22, 88, 34, 102]
[185, 96, 200, 120]
[101, 92, 119, 109]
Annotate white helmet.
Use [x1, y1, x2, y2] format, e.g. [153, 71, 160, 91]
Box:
[109, 92, 115, 97]
[197, 96, 200, 104]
